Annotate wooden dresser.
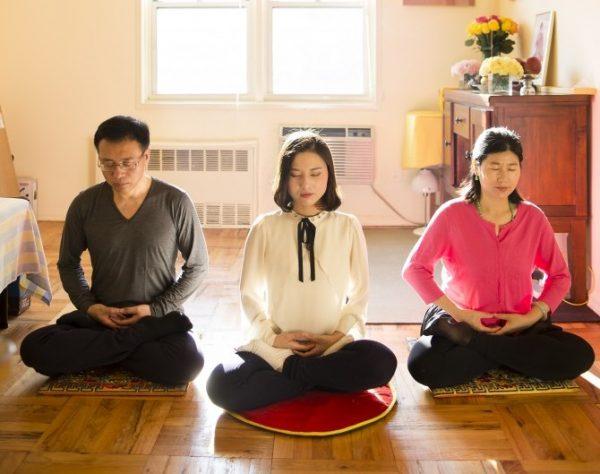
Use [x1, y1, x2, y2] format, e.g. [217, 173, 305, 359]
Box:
[442, 90, 591, 304]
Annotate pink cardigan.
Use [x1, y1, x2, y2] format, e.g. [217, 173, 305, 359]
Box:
[402, 198, 570, 314]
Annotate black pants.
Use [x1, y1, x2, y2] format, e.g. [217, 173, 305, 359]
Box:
[20, 310, 204, 385]
[408, 305, 595, 389]
[206, 339, 398, 412]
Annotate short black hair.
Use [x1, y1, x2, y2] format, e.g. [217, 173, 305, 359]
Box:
[273, 130, 342, 212]
[93, 115, 150, 151]
[460, 126, 524, 204]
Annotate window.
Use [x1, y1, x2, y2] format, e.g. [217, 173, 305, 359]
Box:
[143, 0, 375, 103]
[155, 6, 248, 95]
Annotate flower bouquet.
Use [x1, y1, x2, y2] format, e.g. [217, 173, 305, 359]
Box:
[479, 56, 524, 94]
[451, 59, 481, 89]
[466, 15, 518, 58]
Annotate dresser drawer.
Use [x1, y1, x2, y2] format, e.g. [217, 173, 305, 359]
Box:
[452, 104, 470, 139]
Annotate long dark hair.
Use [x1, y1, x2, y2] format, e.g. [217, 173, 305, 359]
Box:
[273, 130, 342, 212]
[460, 126, 524, 204]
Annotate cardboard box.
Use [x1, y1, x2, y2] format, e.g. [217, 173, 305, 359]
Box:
[0, 107, 19, 197]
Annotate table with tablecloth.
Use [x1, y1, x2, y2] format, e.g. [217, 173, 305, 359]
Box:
[0, 197, 52, 329]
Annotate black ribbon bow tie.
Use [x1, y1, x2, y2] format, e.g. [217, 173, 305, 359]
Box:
[297, 217, 316, 282]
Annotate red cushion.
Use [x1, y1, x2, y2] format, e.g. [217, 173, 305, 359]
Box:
[228, 384, 396, 436]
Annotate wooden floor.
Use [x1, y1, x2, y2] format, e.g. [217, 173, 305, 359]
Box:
[0, 222, 599, 473]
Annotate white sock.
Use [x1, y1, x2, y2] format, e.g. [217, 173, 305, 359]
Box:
[237, 339, 293, 372]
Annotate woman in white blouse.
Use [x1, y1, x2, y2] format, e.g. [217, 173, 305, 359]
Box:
[207, 131, 397, 411]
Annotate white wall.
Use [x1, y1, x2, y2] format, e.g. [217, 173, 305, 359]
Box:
[0, 0, 496, 223]
[499, 0, 600, 314]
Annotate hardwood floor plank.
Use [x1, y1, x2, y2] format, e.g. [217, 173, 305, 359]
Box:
[497, 402, 600, 462]
[388, 406, 517, 461]
[36, 397, 173, 454]
[15, 452, 152, 474]
[0, 451, 28, 474]
[0, 397, 66, 451]
[163, 456, 271, 473]
[271, 458, 398, 473]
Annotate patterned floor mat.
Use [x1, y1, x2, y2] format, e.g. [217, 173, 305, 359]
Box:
[38, 366, 188, 396]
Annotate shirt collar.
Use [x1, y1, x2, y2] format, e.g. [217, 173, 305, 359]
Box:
[290, 209, 329, 223]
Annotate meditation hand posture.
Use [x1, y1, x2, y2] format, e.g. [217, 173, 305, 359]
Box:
[207, 131, 397, 411]
[20, 116, 208, 385]
[403, 127, 594, 389]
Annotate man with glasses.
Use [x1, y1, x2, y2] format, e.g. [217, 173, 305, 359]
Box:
[20, 116, 208, 385]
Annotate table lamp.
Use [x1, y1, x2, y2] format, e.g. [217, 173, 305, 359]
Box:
[402, 110, 443, 235]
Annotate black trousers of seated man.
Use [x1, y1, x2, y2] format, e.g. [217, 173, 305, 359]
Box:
[20, 309, 203, 386]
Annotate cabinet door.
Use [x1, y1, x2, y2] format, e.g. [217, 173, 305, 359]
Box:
[453, 136, 471, 187]
[494, 102, 588, 217]
[450, 103, 471, 188]
[442, 101, 453, 196]
[451, 107, 491, 187]
[443, 101, 453, 168]
[470, 107, 491, 146]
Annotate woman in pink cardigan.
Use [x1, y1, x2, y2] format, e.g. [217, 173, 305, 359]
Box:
[402, 127, 594, 388]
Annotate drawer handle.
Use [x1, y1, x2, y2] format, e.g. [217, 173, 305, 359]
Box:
[454, 117, 465, 124]
[444, 140, 451, 147]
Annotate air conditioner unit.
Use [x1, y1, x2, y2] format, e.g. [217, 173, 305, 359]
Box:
[95, 142, 257, 228]
[281, 127, 375, 185]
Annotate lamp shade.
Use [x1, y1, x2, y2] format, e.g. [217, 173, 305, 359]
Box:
[402, 110, 443, 169]
[411, 169, 438, 194]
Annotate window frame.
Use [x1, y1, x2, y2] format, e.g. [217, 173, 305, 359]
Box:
[145, 0, 256, 102]
[141, 0, 376, 105]
[264, 0, 376, 103]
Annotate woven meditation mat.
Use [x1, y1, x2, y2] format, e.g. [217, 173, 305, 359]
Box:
[38, 366, 188, 396]
[431, 369, 580, 397]
[228, 384, 396, 436]
[406, 338, 580, 397]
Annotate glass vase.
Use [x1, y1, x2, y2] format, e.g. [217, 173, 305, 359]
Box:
[464, 73, 478, 90]
[488, 73, 512, 95]
[520, 74, 537, 95]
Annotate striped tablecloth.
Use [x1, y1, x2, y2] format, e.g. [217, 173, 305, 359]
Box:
[0, 198, 52, 305]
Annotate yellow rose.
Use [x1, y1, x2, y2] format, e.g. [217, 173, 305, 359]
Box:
[501, 20, 512, 32]
[473, 23, 482, 35]
[510, 22, 519, 34]
[481, 23, 490, 34]
[488, 19, 500, 31]
[467, 22, 478, 36]
[512, 62, 524, 77]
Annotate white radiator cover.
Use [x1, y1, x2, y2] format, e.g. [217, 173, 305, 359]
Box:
[96, 141, 257, 228]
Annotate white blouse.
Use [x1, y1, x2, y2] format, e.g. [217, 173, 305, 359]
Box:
[240, 209, 369, 346]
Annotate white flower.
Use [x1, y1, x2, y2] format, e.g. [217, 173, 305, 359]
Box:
[479, 56, 523, 78]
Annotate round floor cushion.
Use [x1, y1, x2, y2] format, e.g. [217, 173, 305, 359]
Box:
[227, 384, 396, 436]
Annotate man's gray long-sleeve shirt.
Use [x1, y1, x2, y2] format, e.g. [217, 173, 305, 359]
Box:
[57, 178, 208, 316]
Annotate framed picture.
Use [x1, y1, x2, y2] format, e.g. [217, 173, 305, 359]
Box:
[530, 11, 555, 86]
